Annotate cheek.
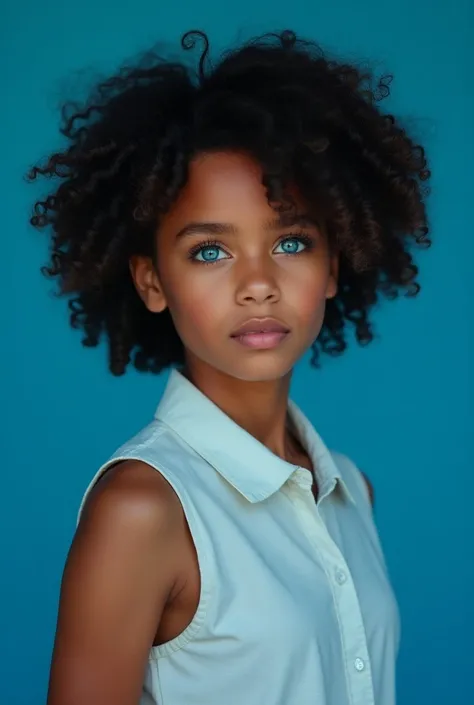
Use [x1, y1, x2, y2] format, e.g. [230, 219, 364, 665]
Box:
[285, 261, 332, 317]
[163, 268, 228, 340]
[299, 290, 328, 334]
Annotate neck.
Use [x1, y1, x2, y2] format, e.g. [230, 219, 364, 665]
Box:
[182, 360, 296, 462]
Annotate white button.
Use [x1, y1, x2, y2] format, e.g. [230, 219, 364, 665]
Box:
[354, 658, 365, 672]
[335, 569, 347, 585]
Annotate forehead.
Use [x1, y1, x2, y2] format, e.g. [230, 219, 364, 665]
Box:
[163, 151, 306, 225]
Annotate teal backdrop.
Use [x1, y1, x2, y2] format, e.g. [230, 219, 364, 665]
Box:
[3, 1, 473, 703]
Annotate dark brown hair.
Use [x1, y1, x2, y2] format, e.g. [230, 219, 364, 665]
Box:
[27, 30, 430, 375]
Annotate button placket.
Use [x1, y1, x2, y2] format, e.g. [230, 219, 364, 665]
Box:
[286, 483, 375, 705]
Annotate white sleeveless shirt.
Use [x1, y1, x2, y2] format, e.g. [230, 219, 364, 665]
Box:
[79, 369, 400, 705]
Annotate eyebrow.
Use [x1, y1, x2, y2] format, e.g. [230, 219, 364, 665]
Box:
[175, 213, 319, 239]
[265, 214, 320, 230]
[176, 222, 238, 239]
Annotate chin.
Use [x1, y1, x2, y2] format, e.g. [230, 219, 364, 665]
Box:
[223, 357, 296, 383]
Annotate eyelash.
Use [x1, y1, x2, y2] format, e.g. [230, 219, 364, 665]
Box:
[187, 233, 316, 264]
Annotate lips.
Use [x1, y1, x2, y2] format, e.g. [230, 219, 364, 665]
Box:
[230, 318, 291, 350]
[230, 317, 290, 337]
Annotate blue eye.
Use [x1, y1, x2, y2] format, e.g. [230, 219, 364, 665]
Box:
[274, 236, 309, 255]
[192, 245, 228, 263]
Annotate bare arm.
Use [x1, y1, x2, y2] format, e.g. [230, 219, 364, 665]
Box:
[47, 461, 183, 705]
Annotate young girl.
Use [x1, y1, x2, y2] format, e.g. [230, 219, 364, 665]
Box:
[28, 30, 430, 705]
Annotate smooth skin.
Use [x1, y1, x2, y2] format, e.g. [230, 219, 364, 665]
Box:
[47, 151, 371, 705]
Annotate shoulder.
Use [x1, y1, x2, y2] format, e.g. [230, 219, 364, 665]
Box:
[79, 459, 185, 539]
[330, 451, 374, 508]
[360, 471, 374, 506]
[71, 460, 187, 604]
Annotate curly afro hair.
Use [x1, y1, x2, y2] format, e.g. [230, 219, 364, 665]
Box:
[27, 29, 431, 376]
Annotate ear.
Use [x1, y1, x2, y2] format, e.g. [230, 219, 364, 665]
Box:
[326, 252, 339, 300]
[129, 255, 168, 313]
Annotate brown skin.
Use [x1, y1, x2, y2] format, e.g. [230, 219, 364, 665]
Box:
[47, 151, 371, 705]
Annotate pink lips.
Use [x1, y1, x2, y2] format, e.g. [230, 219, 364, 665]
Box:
[230, 318, 290, 350]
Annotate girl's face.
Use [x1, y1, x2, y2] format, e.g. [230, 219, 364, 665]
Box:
[132, 151, 338, 382]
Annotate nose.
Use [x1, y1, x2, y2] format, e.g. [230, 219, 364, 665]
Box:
[235, 260, 281, 306]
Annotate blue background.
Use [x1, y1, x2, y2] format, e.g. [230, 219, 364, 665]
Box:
[3, 1, 473, 703]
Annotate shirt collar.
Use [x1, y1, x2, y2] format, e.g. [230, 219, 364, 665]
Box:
[155, 369, 354, 504]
